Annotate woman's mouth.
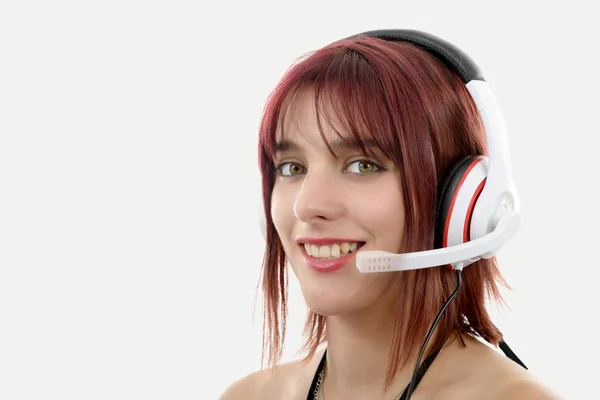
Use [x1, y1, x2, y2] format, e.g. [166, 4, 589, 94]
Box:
[302, 241, 365, 259]
[298, 239, 366, 273]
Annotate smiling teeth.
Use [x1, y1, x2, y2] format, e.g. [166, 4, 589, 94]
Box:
[304, 242, 360, 259]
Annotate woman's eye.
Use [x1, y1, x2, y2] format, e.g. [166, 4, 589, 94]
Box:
[277, 162, 306, 176]
[346, 160, 381, 174]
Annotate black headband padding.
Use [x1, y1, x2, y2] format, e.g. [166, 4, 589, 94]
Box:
[346, 29, 485, 83]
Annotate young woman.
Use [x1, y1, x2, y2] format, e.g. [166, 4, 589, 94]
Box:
[221, 30, 563, 400]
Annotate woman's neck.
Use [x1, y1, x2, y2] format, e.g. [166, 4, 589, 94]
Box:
[324, 314, 397, 388]
[319, 299, 444, 398]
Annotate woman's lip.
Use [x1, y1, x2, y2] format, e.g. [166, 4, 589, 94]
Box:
[299, 244, 363, 273]
[296, 237, 366, 245]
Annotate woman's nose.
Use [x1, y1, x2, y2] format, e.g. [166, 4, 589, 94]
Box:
[293, 171, 345, 223]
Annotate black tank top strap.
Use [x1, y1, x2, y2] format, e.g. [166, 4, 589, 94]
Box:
[306, 350, 327, 400]
[306, 348, 441, 400]
[397, 347, 441, 400]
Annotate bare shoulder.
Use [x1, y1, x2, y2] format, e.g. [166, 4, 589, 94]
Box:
[482, 347, 564, 399]
[219, 350, 324, 400]
[218, 368, 270, 400]
[493, 377, 565, 400]
[435, 337, 564, 400]
[463, 338, 563, 400]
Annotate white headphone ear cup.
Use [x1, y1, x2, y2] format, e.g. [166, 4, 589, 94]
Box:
[436, 156, 489, 250]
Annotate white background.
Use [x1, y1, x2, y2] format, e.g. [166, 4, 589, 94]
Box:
[0, 0, 596, 399]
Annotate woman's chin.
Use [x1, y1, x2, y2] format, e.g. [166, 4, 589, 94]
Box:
[302, 291, 366, 317]
[306, 303, 354, 317]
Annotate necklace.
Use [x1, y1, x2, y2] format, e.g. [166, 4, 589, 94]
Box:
[312, 369, 324, 399]
[313, 369, 405, 400]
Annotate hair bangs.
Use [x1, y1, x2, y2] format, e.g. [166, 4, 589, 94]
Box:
[260, 44, 401, 164]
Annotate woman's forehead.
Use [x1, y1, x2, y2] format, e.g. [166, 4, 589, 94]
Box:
[268, 84, 395, 161]
[275, 89, 364, 147]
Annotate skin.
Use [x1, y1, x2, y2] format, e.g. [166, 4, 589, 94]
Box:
[221, 91, 564, 400]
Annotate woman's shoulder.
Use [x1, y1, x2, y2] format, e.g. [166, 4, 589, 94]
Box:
[438, 337, 564, 400]
[219, 349, 325, 400]
[482, 352, 564, 400]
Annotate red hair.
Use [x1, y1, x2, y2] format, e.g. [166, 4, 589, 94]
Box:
[257, 36, 509, 385]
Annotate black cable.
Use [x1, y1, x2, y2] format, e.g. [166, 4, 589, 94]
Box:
[404, 269, 464, 400]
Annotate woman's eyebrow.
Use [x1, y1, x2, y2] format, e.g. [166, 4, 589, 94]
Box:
[274, 137, 379, 154]
[274, 138, 300, 153]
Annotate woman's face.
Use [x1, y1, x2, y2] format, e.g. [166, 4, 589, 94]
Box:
[270, 92, 407, 316]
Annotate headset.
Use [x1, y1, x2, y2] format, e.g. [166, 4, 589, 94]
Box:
[258, 29, 520, 273]
[257, 29, 525, 399]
